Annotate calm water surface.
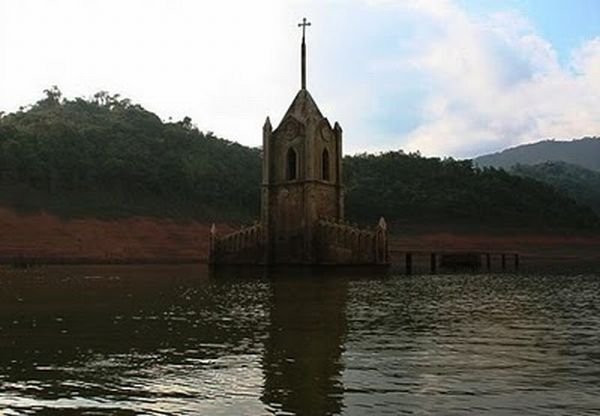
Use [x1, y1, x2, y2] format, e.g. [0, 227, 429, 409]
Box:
[0, 265, 599, 415]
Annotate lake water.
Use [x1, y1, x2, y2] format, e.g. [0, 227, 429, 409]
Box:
[0, 265, 599, 415]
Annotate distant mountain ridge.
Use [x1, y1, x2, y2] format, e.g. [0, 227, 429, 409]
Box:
[474, 137, 600, 172]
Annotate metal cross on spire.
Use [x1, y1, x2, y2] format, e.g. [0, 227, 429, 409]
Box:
[298, 17, 311, 90]
[298, 17, 311, 40]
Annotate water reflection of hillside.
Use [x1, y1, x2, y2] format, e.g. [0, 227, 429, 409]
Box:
[342, 273, 600, 413]
[0, 265, 272, 413]
[4, 267, 599, 414]
[1, 265, 352, 415]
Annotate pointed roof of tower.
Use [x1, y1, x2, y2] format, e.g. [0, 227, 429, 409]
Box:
[274, 18, 329, 130]
[280, 89, 324, 126]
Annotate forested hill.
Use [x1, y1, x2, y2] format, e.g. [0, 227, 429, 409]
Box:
[1, 89, 598, 230]
[475, 137, 600, 172]
[511, 162, 600, 215]
[343, 153, 598, 229]
[0, 88, 262, 220]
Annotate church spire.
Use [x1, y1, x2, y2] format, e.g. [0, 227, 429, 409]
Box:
[298, 17, 311, 90]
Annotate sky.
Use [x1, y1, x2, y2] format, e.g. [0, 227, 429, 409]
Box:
[0, 0, 598, 158]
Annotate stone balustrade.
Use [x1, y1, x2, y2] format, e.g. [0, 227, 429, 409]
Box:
[209, 217, 388, 266]
[316, 217, 388, 265]
[209, 222, 265, 264]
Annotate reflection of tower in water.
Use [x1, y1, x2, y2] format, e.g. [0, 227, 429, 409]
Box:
[261, 273, 348, 415]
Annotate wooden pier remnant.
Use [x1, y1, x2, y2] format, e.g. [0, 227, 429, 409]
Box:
[430, 253, 437, 274]
[392, 250, 520, 274]
[405, 252, 413, 275]
[440, 253, 482, 272]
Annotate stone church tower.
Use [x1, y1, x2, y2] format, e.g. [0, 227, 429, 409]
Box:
[209, 19, 388, 266]
[261, 21, 344, 262]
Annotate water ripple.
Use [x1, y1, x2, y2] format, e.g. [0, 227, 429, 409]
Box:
[0, 268, 599, 415]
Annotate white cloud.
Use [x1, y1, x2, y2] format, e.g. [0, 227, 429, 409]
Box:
[359, 0, 600, 157]
[0, 0, 304, 146]
[0, 0, 598, 158]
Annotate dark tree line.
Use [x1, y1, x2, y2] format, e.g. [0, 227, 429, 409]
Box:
[0, 88, 261, 220]
[1, 89, 598, 229]
[512, 161, 600, 215]
[343, 152, 599, 229]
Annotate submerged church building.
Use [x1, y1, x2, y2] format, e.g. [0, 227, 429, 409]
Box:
[209, 19, 389, 266]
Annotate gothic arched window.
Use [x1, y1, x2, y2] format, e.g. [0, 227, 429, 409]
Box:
[322, 148, 330, 181]
[286, 147, 297, 181]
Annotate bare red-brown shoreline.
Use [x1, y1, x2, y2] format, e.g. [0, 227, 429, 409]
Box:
[0, 207, 598, 267]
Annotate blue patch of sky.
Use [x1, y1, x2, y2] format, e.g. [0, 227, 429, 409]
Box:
[313, 2, 417, 78]
[483, 30, 537, 86]
[312, 2, 427, 146]
[368, 81, 429, 138]
[458, 0, 600, 65]
[310, 1, 598, 150]
[366, 0, 599, 148]
[358, 9, 427, 136]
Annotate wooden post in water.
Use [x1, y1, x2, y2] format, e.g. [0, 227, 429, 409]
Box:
[514, 253, 519, 271]
[486, 253, 491, 272]
[501, 254, 506, 271]
[405, 252, 412, 275]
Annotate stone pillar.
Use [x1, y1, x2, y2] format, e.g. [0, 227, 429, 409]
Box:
[405, 252, 412, 275]
[376, 217, 389, 264]
[334, 122, 344, 220]
[262, 117, 272, 264]
[208, 223, 217, 264]
[430, 253, 437, 274]
[303, 122, 314, 263]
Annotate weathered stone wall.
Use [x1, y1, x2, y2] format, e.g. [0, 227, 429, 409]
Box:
[209, 217, 388, 266]
[306, 182, 340, 222]
[270, 118, 306, 184]
[210, 88, 387, 266]
[315, 218, 389, 265]
[210, 223, 266, 265]
[269, 184, 306, 243]
[266, 181, 341, 264]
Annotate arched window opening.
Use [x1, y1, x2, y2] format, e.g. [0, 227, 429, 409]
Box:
[287, 147, 297, 181]
[322, 148, 330, 181]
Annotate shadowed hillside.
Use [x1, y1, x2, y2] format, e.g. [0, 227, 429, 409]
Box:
[1, 89, 598, 231]
[0, 87, 261, 221]
[474, 137, 600, 172]
[512, 162, 600, 215]
[344, 152, 599, 229]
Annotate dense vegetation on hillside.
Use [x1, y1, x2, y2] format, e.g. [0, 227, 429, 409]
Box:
[0, 88, 261, 220]
[475, 137, 600, 172]
[1, 89, 598, 230]
[344, 152, 599, 229]
[512, 162, 600, 215]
